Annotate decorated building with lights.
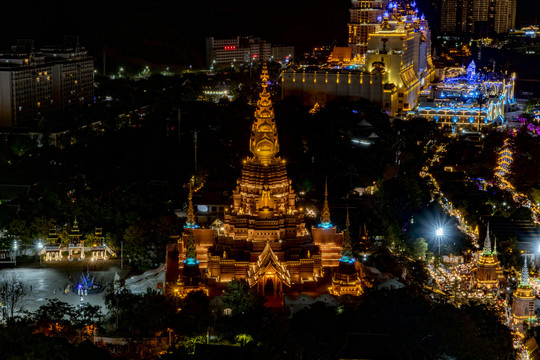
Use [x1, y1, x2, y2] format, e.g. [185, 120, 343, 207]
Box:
[417, 61, 516, 129]
[329, 208, 364, 296]
[348, 0, 387, 59]
[471, 224, 504, 289]
[171, 64, 344, 296]
[282, 0, 434, 115]
[511, 257, 536, 332]
[312, 178, 344, 268]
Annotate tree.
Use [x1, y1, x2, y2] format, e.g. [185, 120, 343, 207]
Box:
[122, 223, 149, 268]
[221, 279, 265, 316]
[412, 238, 428, 260]
[7, 219, 32, 248]
[0, 271, 29, 319]
[30, 216, 55, 242]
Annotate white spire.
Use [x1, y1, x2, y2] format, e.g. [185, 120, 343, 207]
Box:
[482, 223, 491, 255]
[520, 256, 530, 287]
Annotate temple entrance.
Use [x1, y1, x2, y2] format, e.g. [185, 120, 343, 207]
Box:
[264, 276, 274, 296]
[257, 271, 283, 297]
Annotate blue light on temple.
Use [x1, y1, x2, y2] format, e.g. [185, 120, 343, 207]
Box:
[339, 256, 355, 264]
[184, 258, 199, 265]
[377, 15, 382, 22]
[384, 11, 389, 18]
[319, 222, 333, 229]
[411, 1, 417, 7]
[469, 117, 474, 123]
[183, 223, 200, 229]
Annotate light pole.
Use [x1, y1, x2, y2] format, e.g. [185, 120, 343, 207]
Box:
[12, 240, 17, 266]
[37, 241, 43, 266]
[435, 227, 444, 256]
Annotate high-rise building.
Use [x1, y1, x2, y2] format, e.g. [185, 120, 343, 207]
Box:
[0, 37, 94, 127]
[205, 36, 293, 67]
[440, 0, 516, 34]
[283, 0, 435, 115]
[348, 0, 387, 59]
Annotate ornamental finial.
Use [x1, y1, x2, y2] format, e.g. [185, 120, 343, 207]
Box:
[186, 183, 196, 228]
[320, 177, 331, 225]
[482, 223, 491, 255]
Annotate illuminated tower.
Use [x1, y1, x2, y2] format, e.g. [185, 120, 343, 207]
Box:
[512, 257, 536, 332]
[321, 177, 331, 228]
[178, 184, 213, 270]
[208, 62, 326, 292]
[177, 231, 206, 297]
[472, 224, 503, 289]
[312, 178, 344, 267]
[348, 0, 387, 59]
[185, 184, 197, 229]
[330, 207, 364, 296]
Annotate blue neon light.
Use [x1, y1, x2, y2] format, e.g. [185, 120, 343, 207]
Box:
[319, 222, 333, 229]
[339, 256, 355, 264]
[184, 258, 199, 265]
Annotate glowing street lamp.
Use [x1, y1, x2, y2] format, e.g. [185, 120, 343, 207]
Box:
[37, 241, 43, 265]
[435, 227, 444, 256]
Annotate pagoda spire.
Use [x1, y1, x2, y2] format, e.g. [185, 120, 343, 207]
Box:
[341, 206, 353, 262]
[249, 61, 280, 165]
[320, 177, 331, 227]
[185, 184, 196, 228]
[493, 237, 497, 255]
[185, 232, 196, 261]
[482, 223, 491, 255]
[520, 256, 530, 287]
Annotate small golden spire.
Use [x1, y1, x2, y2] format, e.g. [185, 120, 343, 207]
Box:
[320, 177, 331, 225]
[186, 184, 196, 227]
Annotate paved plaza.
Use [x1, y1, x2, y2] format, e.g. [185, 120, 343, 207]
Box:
[0, 259, 130, 316]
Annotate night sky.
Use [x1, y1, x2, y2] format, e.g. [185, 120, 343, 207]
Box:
[1, 0, 538, 67]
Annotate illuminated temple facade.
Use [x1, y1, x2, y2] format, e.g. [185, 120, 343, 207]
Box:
[175, 64, 343, 296]
[418, 60, 516, 129]
[329, 208, 364, 296]
[471, 225, 504, 289]
[511, 257, 536, 332]
[282, 0, 434, 115]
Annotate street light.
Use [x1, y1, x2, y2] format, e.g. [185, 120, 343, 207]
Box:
[435, 227, 444, 256]
[37, 241, 43, 265]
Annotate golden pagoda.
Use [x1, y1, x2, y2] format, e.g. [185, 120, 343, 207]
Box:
[329, 207, 363, 296]
[177, 231, 207, 297]
[512, 257, 536, 332]
[205, 62, 340, 294]
[312, 177, 343, 267]
[471, 224, 503, 289]
[177, 184, 214, 271]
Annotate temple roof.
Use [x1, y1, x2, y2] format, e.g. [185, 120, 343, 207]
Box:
[247, 242, 292, 288]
